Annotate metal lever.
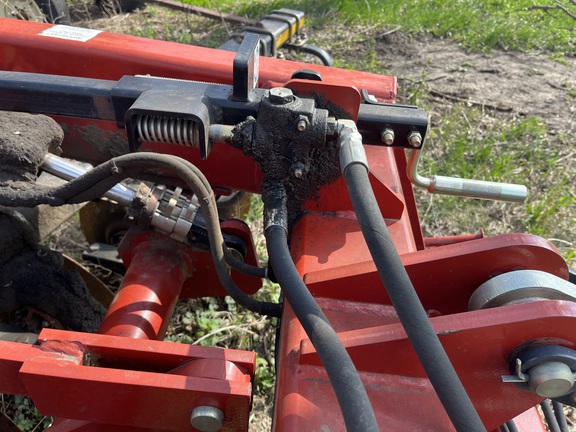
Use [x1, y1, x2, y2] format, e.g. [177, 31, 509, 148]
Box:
[407, 148, 527, 202]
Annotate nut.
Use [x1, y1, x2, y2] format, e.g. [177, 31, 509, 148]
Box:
[291, 162, 306, 179]
[381, 128, 395, 145]
[407, 131, 422, 147]
[326, 117, 337, 136]
[268, 87, 294, 105]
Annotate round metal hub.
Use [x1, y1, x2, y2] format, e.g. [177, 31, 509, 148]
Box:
[468, 269, 576, 311]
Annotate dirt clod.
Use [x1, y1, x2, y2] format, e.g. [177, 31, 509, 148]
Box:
[0, 111, 63, 186]
[0, 209, 106, 332]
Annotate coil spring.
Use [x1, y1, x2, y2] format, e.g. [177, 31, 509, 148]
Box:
[135, 114, 200, 147]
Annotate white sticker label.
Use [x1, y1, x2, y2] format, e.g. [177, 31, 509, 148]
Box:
[39, 25, 102, 42]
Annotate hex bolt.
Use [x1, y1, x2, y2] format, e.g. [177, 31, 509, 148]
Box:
[407, 131, 422, 147]
[291, 162, 306, 179]
[381, 128, 395, 145]
[268, 87, 294, 105]
[190, 406, 224, 432]
[297, 116, 308, 132]
[326, 117, 338, 136]
[528, 362, 575, 398]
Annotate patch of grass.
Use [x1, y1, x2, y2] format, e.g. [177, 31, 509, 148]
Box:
[3, 396, 52, 431]
[415, 101, 575, 264]
[191, 0, 576, 54]
[165, 295, 279, 399]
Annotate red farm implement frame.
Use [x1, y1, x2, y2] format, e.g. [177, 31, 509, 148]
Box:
[0, 18, 574, 432]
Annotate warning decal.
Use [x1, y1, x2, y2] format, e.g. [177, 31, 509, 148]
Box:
[39, 25, 102, 42]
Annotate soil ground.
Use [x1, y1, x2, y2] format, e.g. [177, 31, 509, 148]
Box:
[356, 29, 576, 135]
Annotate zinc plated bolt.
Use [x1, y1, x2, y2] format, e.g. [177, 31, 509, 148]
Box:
[381, 128, 395, 145]
[528, 361, 575, 398]
[268, 87, 294, 105]
[190, 406, 224, 432]
[291, 162, 306, 179]
[407, 131, 422, 147]
[297, 116, 308, 132]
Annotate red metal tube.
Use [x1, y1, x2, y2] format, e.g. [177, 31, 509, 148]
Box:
[97, 238, 191, 340]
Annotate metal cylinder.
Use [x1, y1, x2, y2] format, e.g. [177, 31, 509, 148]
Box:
[42, 153, 136, 206]
[190, 406, 224, 432]
[528, 361, 575, 398]
[97, 238, 190, 339]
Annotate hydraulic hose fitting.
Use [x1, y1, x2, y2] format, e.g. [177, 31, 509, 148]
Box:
[337, 119, 368, 176]
[143, 184, 200, 243]
[262, 183, 288, 233]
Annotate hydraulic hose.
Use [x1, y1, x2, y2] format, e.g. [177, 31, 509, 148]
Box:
[43, 153, 269, 280]
[224, 247, 268, 279]
[264, 185, 378, 432]
[338, 120, 486, 432]
[0, 152, 281, 317]
[505, 420, 519, 432]
[552, 401, 569, 432]
[540, 400, 562, 432]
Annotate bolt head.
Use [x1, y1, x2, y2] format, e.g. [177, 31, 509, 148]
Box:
[291, 162, 306, 179]
[528, 362, 575, 398]
[407, 131, 422, 148]
[381, 129, 395, 145]
[297, 116, 308, 132]
[190, 406, 224, 432]
[268, 87, 294, 105]
[326, 117, 337, 136]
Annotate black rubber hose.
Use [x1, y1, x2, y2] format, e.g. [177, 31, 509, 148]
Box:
[505, 420, 519, 432]
[552, 401, 569, 432]
[541, 400, 562, 432]
[224, 248, 268, 279]
[0, 153, 281, 317]
[266, 224, 378, 432]
[343, 162, 485, 432]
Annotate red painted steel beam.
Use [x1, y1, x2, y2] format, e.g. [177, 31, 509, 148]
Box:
[0, 19, 398, 102]
[298, 232, 567, 311]
[274, 297, 567, 431]
[298, 300, 576, 430]
[0, 341, 54, 396]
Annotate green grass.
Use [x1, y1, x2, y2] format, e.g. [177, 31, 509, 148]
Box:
[190, 0, 576, 54]
[415, 103, 575, 260]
